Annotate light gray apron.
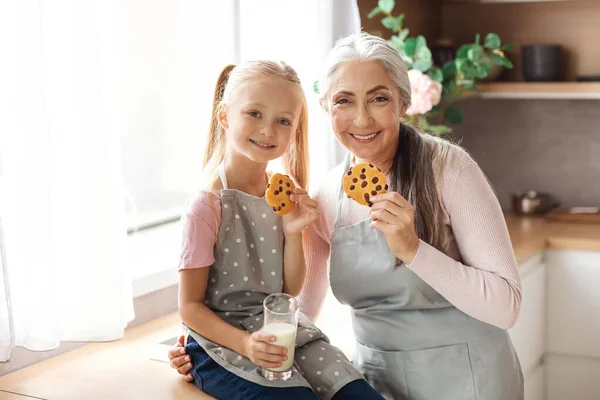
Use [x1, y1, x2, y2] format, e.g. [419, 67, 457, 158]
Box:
[329, 153, 524, 400]
[184, 165, 363, 399]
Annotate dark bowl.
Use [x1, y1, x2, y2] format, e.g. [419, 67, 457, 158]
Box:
[522, 44, 563, 82]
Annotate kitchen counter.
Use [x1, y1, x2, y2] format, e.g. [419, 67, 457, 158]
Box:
[506, 213, 600, 264]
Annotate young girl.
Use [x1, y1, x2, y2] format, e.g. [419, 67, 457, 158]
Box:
[176, 62, 384, 400]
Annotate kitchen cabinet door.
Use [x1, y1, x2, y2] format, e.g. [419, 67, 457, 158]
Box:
[546, 354, 600, 400]
[524, 364, 545, 400]
[546, 250, 600, 358]
[509, 255, 546, 377]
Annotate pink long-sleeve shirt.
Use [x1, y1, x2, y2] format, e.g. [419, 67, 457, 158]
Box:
[299, 148, 522, 330]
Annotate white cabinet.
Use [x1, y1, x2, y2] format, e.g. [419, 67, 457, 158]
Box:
[509, 255, 546, 378]
[546, 250, 600, 358]
[546, 354, 600, 400]
[525, 364, 545, 400]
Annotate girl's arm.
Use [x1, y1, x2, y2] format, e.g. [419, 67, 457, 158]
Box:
[281, 234, 306, 296]
[179, 268, 287, 369]
[179, 268, 249, 355]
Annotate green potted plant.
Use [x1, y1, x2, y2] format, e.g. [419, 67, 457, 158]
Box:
[368, 0, 514, 134]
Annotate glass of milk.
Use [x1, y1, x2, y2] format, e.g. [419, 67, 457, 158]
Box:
[260, 293, 299, 381]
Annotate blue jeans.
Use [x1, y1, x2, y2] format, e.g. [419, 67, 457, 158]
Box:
[186, 336, 384, 400]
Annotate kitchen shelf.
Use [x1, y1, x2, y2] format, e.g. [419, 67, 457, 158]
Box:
[475, 82, 600, 100]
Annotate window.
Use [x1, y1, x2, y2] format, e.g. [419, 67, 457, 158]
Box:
[121, 0, 235, 233]
[122, 1, 352, 286]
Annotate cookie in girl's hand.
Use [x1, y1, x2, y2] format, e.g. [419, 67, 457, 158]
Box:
[266, 173, 296, 216]
[343, 162, 387, 207]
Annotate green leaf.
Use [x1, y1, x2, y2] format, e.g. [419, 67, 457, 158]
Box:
[378, 0, 395, 13]
[404, 38, 417, 58]
[415, 35, 428, 52]
[367, 6, 382, 19]
[456, 44, 471, 59]
[388, 35, 405, 51]
[445, 106, 464, 125]
[467, 45, 484, 61]
[396, 14, 405, 27]
[442, 60, 456, 80]
[426, 124, 453, 135]
[382, 15, 404, 32]
[456, 59, 479, 80]
[399, 28, 410, 41]
[415, 46, 432, 62]
[475, 33, 480, 45]
[488, 53, 513, 69]
[487, 53, 505, 66]
[475, 61, 491, 79]
[484, 33, 501, 50]
[413, 58, 433, 72]
[502, 42, 515, 51]
[381, 16, 398, 30]
[428, 67, 443, 82]
[313, 80, 319, 94]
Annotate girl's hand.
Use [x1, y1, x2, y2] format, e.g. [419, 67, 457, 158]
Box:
[242, 331, 288, 369]
[168, 334, 194, 382]
[369, 192, 420, 264]
[282, 188, 319, 238]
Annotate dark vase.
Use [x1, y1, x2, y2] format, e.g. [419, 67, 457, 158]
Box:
[521, 44, 564, 82]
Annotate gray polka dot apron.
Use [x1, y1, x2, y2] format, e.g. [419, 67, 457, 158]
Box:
[183, 164, 363, 399]
[329, 153, 524, 400]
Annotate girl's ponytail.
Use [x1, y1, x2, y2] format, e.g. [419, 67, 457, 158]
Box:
[282, 95, 309, 190]
[203, 64, 235, 172]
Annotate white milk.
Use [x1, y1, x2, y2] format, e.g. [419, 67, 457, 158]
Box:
[262, 322, 297, 371]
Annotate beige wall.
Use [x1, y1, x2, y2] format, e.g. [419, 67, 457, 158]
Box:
[451, 98, 600, 210]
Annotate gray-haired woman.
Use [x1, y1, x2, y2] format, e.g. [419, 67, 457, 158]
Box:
[171, 32, 524, 400]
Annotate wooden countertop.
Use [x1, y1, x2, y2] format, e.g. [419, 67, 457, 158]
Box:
[1, 213, 599, 400]
[0, 312, 214, 400]
[506, 213, 600, 264]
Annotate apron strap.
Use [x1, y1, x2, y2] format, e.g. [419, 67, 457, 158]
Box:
[218, 163, 229, 190]
[333, 152, 354, 230]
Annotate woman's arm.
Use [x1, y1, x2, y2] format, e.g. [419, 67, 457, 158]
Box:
[405, 159, 522, 329]
[297, 213, 332, 322]
[281, 188, 320, 297]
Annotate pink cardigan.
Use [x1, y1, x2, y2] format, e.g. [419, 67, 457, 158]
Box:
[299, 149, 522, 330]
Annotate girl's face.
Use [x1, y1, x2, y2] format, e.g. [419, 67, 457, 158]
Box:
[219, 77, 302, 164]
[325, 60, 408, 167]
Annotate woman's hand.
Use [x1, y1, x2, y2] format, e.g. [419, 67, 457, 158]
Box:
[369, 192, 420, 264]
[167, 335, 194, 382]
[242, 331, 288, 370]
[282, 188, 319, 238]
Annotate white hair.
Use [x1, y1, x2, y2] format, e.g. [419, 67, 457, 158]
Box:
[318, 32, 412, 107]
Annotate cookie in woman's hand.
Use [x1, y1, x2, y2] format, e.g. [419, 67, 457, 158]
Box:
[343, 162, 388, 207]
[266, 173, 296, 216]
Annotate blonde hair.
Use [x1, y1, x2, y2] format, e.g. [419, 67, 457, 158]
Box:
[203, 61, 310, 190]
[320, 32, 463, 252]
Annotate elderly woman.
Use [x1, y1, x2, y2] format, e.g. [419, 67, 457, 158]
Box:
[170, 33, 524, 400]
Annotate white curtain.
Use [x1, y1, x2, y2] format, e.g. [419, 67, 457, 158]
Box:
[238, 0, 361, 181]
[0, 0, 133, 361]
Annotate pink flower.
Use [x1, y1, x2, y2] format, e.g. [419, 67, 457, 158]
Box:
[406, 69, 442, 116]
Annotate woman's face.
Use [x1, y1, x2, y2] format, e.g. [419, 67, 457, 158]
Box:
[325, 60, 408, 168]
